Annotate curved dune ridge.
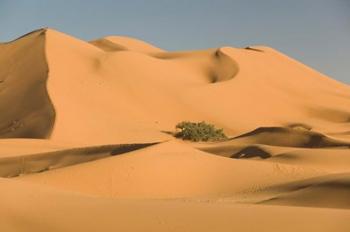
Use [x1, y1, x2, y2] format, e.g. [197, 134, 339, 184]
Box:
[90, 36, 164, 53]
[17, 141, 323, 198]
[232, 126, 350, 148]
[0, 142, 157, 177]
[256, 173, 350, 209]
[0, 28, 350, 231]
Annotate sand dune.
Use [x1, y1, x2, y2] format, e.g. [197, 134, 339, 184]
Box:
[2, 178, 350, 232]
[256, 173, 350, 209]
[1, 28, 350, 231]
[0, 141, 157, 177]
[18, 141, 323, 198]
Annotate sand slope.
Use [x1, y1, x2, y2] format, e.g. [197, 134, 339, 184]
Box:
[2, 178, 350, 232]
[0, 29, 54, 138]
[249, 173, 350, 209]
[19, 141, 323, 198]
[0, 28, 350, 231]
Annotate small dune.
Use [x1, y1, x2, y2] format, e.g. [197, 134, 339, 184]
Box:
[256, 173, 350, 209]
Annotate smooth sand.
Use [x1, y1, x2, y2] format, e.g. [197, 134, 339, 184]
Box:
[0, 28, 350, 231]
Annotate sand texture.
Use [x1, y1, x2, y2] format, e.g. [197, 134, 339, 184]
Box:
[1, 28, 350, 231]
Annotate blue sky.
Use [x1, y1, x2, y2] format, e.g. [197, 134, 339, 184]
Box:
[0, 0, 349, 84]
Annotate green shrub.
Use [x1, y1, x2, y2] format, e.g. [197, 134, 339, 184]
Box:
[175, 121, 228, 142]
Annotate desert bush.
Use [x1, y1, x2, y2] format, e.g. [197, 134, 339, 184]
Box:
[175, 121, 228, 142]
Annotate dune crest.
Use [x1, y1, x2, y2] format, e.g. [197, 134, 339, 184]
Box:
[91, 35, 164, 53]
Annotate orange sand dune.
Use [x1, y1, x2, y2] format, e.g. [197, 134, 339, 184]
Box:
[0, 141, 156, 177]
[2, 178, 350, 232]
[255, 172, 350, 209]
[18, 141, 323, 198]
[0, 28, 350, 231]
[91, 35, 164, 53]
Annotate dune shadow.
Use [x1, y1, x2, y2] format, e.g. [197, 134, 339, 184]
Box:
[244, 46, 264, 52]
[110, 143, 158, 156]
[0, 142, 159, 178]
[232, 126, 350, 148]
[231, 146, 271, 159]
[256, 173, 350, 209]
[161, 130, 175, 136]
[0, 29, 55, 139]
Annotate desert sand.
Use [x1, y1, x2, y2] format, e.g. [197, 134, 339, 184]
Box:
[0, 28, 350, 231]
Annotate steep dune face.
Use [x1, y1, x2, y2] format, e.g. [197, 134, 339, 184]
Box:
[0, 29, 54, 138]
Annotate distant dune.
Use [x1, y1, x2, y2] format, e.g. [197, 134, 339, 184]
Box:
[1, 28, 350, 231]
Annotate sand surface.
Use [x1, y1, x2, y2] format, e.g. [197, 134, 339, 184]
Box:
[0, 28, 350, 231]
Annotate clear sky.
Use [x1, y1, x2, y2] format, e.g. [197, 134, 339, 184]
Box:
[0, 0, 349, 84]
